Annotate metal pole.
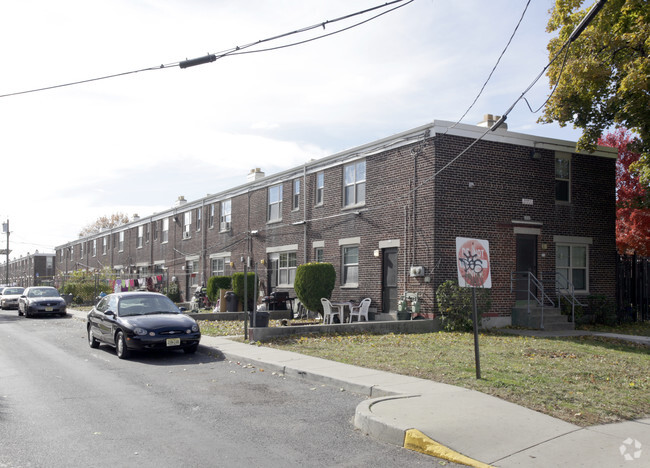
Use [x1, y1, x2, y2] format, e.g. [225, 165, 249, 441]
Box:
[244, 260, 248, 340]
[5, 219, 9, 285]
[253, 262, 258, 330]
[472, 287, 481, 379]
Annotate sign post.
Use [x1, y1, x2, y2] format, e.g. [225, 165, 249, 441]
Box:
[456, 237, 492, 379]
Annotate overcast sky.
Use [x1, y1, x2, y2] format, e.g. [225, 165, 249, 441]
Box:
[0, 0, 586, 260]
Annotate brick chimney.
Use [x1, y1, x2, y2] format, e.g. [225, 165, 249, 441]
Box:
[477, 114, 508, 130]
[247, 168, 265, 182]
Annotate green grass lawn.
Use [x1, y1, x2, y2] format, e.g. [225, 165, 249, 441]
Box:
[198, 319, 649, 427]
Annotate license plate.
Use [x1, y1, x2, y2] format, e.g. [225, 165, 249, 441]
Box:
[45, 307, 53, 312]
[166, 338, 181, 347]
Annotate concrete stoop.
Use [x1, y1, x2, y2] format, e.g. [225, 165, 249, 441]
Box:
[511, 305, 575, 331]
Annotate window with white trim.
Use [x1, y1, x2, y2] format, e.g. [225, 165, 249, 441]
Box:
[342, 245, 359, 286]
[209, 204, 215, 229]
[269, 251, 297, 287]
[220, 200, 231, 232]
[315, 247, 324, 263]
[80, 242, 84, 259]
[555, 152, 570, 202]
[137, 226, 144, 248]
[187, 260, 199, 287]
[211, 257, 229, 276]
[162, 218, 169, 243]
[183, 211, 192, 239]
[92, 239, 97, 257]
[316, 171, 324, 206]
[118, 232, 124, 252]
[196, 207, 202, 232]
[292, 179, 300, 210]
[556, 244, 588, 292]
[268, 185, 283, 222]
[102, 236, 107, 255]
[343, 160, 366, 207]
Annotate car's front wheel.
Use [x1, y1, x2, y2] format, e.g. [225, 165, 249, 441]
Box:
[88, 327, 100, 349]
[115, 331, 130, 359]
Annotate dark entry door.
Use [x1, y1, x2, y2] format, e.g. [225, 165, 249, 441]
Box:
[382, 248, 398, 313]
[515, 235, 537, 300]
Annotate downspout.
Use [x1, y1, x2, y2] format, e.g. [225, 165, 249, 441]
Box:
[303, 164, 307, 264]
[201, 199, 206, 286]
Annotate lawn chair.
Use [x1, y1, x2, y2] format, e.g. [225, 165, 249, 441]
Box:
[349, 298, 371, 322]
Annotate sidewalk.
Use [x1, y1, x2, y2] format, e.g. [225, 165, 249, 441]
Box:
[71, 310, 649, 467]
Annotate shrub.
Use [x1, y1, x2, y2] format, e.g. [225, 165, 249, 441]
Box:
[294, 263, 336, 316]
[164, 281, 182, 303]
[587, 294, 617, 326]
[436, 279, 491, 332]
[232, 272, 257, 310]
[207, 275, 231, 303]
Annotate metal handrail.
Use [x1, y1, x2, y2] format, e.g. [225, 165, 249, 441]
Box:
[510, 271, 555, 329]
[540, 271, 585, 324]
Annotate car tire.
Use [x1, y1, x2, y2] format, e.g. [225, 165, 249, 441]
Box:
[18, 309, 23, 317]
[88, 327, 100, 349]
[115, 331, 130, 359]
[184, 344, 199, 354]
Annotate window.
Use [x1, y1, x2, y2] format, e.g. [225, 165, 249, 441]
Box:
[145, 224, 150, 244]
[187, 260, 199, 287]
[118, 232, 124, 252]
[269, 252, 297, 287]
[196, 207, 202, 232]
[183, 212, 192, 239]
[92, 239, 97, 257]
[211, 257, 229, 276]
[162, 218, 169, 243]
[209, 204, 215, 229]
[555, 152, 570, 202]
[153, 221, 158, 241]
[342, 246, 359, 286]
[316, 171, 324, 206]
[292, 179, 300, 210]
[80, 242, 84, 259]
[343, 160, 366, 207]
[268, 185, 283, 222]
[102, 236, 108, 255]
[315, 247, 324, 263]
[137, 226, 144, 248]
[556, 244, 588, 292]
[220, 200, 231, 231]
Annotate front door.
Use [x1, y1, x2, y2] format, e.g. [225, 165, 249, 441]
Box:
[382, 248, 398, 313]
[515, 234, 537, 300]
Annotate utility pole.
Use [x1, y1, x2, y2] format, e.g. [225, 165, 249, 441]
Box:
[3, 219, 9, 285]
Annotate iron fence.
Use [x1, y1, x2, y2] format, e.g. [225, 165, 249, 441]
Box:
[616, 254, 650, 322]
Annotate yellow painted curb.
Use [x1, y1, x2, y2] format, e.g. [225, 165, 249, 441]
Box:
[404, 429, 495, 468]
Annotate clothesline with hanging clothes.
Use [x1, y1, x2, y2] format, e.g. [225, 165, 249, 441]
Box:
[110, 275, 164, 293]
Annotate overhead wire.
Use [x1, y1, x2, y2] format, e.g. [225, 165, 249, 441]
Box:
[0, 0, 412, 99]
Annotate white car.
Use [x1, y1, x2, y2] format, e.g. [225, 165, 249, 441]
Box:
[1, 287, 25, 310]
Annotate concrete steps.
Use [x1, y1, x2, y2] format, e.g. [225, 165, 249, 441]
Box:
[511, 305, 575, 331]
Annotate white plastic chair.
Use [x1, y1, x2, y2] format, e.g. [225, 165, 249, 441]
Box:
[349, 298, 371, 322]
[321, 298, 340, 324]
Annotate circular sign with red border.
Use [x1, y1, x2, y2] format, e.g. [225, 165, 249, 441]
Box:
[456, 237, 491, 288]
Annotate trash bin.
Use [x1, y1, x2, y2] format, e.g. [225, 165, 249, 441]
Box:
[249, 311, 270, 327]
[64, 293, 73, 306]
[225, 291, 238, 312]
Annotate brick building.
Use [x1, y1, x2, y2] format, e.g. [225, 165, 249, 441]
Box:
[1, 252, 56, 287]
[54, 118, 617, 325]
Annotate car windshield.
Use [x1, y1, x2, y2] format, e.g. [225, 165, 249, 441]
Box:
[118, 295, 180, 317]
[27, 288, 60, 298]
[3, 287, 24, 295]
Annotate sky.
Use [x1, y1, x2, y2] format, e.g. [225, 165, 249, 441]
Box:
[0, 0, 588, 260]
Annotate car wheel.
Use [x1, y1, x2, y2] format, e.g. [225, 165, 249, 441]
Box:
[18, 308, 23, 316]
[88, 327, 100, 349]
[184, 344, 199, 354]
[115, 331, 130, 359]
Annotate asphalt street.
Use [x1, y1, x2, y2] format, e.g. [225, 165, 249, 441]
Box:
[0, 311, 455, 467]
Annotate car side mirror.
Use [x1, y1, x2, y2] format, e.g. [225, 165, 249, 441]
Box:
[179, 307, 187, 313]
[104, 310, 115, 317]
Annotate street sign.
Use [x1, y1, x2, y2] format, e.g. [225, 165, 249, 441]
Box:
[456, 237, 491, 288]
[0, 249, 11, 255]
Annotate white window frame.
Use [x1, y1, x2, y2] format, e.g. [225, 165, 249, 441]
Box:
[342, 245, 359, 287]
[137, 226, 144, 249]
[316, 171, 324, 206]
[268, 251, 297, 287]
[268, 184, 283, 222]
[209, 204, 215, 229]
[343, 160, 366, 208]
[118, 232, 124, 252]
[555, 151, 571, 203]
[220, 200, 231, 232]
[92, 239, 97, 257]
[196, 207, 202, 232]
[292, 179, 300, 210]
[183, 211, 192, 239]
[102, 236, 107, 255]
[162, 218, 169, 244]
[554, 236, 591, 294]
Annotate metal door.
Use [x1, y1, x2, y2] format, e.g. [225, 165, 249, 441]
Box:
[515, 235, 537, 300]
[382, 248, 398, 313]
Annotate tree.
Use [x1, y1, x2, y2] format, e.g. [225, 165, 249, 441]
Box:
[78, 213, 130, 237]
[293, 263, 336, 316]
[599, 128, 650, 255]
[540, 0, 649, 176]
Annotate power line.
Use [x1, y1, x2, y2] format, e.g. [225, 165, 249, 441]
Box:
[0, 0, 413, 99]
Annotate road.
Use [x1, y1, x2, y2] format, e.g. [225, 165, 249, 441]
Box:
[0, 311, 444, 468]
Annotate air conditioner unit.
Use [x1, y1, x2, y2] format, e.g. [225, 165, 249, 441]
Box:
[409, 266, 425, 277]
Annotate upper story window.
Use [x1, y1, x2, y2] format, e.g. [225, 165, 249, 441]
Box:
[555, 152, 570, 203]
[220, 200, 231, 232]
[268, 184, 283, 222]
[316, 171, 324, 206]
[145, 224, 150, 244]
[162, 218, 169, 243]
[343, 160, 366, 207]
[92, 239, 97, 257]
[196, 207, 202, 232]
[80, 242, 84, 259]
[137, 226, 144, 248]
[292, 179, 300, 210]
[152, 221, 158, 241]
[183, 211, 192, 239]
[118, 232, 125, 252]
[102, 236, 108, 255]
[209, 204, 215, 229]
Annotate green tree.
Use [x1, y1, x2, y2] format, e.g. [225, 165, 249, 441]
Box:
[293, 263, 336, 316]
[540, 0, 649, 176]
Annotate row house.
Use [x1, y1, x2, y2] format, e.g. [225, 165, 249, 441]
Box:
[55, 118, 617, 325]
[0, 252, 56, 287]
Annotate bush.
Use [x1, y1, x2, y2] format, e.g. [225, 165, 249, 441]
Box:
[436, 280, 491, 332]
[232, 272, 257, 310]
[164, 281, 182, 303]
[63, 278, 111, 305]
[207, 275, 231, 303]
[587, 294, 617, 326]
[294, 263, 336, 316]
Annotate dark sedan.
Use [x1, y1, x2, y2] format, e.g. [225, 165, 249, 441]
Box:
[18, 287, 67, 317]
[87, 291, 201, 359]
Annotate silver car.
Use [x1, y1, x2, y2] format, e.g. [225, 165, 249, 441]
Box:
[1, 287, 25, 310]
